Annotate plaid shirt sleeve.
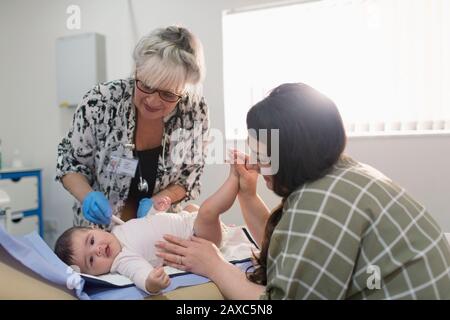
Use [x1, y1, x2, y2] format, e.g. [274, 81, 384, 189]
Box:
[261, 158, 450, 300]
[262, 180, 368, 299]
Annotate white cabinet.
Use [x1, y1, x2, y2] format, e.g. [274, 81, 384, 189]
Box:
[0, 176, 38, 212]
[4, 214, 39, 237]
[0, 168, 43, 236]
[55, 33, 106, 108]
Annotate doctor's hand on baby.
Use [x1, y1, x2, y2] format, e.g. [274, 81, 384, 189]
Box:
[145, 266, 171, 294]
[82, 191, 112, 225]
[137, 195, 172, 218]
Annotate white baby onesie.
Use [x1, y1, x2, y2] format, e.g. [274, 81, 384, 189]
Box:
[110, 211, 196, 293]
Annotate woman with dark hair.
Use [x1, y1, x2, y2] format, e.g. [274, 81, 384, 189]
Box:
[156, 83, 450, 299]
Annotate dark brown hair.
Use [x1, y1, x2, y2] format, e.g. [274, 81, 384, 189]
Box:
[246, 83, 346, 285]
[54, 226, 90, 266]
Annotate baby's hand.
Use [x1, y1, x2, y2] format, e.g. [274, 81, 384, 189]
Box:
[152, 195, 172, 212]
[145, 266, 171, 294]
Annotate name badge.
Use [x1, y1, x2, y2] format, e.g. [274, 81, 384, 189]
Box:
[107, 156, 138, 177]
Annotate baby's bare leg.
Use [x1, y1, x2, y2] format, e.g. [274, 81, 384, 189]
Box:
[194, 172, 239, 246]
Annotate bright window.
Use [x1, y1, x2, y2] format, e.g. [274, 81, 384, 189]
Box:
[223, 0, 450, 139]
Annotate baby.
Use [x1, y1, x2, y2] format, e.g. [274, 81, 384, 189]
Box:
[54, 161, 239, 295]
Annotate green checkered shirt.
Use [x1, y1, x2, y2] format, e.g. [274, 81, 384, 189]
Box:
[261, 156, 450, 300]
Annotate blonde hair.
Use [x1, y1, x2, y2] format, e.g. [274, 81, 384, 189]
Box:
[133, 25, 205, 96]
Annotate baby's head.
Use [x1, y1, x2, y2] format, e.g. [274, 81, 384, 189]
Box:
[54, 227, 121, 276]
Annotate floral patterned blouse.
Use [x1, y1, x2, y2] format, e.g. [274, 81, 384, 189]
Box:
[56, 78, 210, 227]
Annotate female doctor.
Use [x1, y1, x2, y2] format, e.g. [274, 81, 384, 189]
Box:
[56, 26, 209, 227]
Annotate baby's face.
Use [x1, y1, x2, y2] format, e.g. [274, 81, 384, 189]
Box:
[71, 228, 121, 276]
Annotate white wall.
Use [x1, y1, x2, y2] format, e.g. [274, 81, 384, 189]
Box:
[0, 0, 448, 249]
[345, 134, 450, 232]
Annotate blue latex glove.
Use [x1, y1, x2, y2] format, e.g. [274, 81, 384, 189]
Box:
[137, 198, 153, 218]
[82, 191, 112, 225]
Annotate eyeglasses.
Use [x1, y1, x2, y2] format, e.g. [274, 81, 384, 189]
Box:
[134, 77, 183, 103]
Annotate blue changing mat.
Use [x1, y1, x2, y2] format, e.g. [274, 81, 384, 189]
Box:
[0, 225, 254, 300]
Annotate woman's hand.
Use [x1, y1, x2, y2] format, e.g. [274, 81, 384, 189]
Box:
[156, 234, 266, 300]
[82, 191, 112, 225]
[136, 198, 153, 218]
[230, 150, 259, 197]
[155, 235, 227, 278]
[137, 195, 172, 218]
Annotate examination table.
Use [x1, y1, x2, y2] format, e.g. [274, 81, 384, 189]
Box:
[0, 245, 224, 300]
[2, 229, 447, 300]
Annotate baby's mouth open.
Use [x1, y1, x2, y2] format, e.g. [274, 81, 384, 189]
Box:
[106, 245, 110, 258]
